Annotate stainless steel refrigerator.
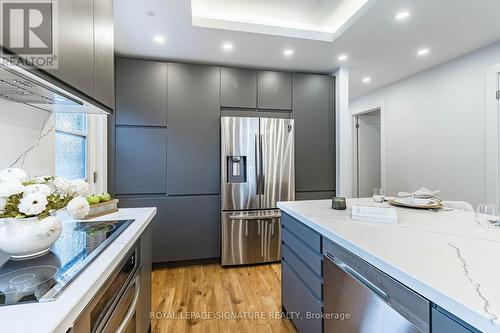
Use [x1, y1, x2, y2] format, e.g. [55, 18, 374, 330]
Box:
[221, 116, 295, 266]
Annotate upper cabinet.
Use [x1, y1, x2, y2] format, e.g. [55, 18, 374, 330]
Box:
[220, 68, 292, 111]
[115, 59, 167, 126]
[221, 67, 257, 108]
[43, 0, 114, 110]
[93, 0, 114, 109]
[257, 71, 292, 110]
[48, 0, 94, 97]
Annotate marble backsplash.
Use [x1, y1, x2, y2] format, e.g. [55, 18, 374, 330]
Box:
[0, 98, 55, 177]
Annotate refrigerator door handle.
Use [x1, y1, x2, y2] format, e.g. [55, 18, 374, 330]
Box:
[229, 213, 281, 220]
[259, 134, 264, 195]
[255, 134, 260, 195]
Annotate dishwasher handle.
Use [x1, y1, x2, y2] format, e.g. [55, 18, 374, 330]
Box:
[326, 253, 389, 303]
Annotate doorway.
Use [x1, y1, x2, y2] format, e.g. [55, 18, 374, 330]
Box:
[354, 109, 381, 197]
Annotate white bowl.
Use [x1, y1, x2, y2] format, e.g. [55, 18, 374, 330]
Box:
[0, 217, 62, 259]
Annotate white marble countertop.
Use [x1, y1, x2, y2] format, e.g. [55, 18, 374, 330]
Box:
[277, 198, 500, 333]
[0, 207, 156, 333]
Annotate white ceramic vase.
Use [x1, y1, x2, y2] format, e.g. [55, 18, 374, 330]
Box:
[0, 216, 62, 259]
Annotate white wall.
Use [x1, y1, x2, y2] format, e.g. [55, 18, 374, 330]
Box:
[349, 41, 500, 206]
[334, 66, 353, 197]
[0, 99, 55, 177]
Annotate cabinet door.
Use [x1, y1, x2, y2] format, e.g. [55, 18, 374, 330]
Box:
[117, 196, 168, 263]
[295, 191, 335, 200]
[293, 73, 335, 192]
[167, 63, 220, 195]
[116, 59, 167, 126]
[221, 67, 257, 108]
[166, 195, 220, 262]
[93, 0, 114, 108]
[115, 127, 167, 194]
[49, 0, 94, 96]
[282, 262, 323, 333]
[257, 71, 292, 110]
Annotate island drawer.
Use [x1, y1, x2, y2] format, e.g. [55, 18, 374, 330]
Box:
[283, 244, 323, 301]
[281, 213, 322, 252]
[282, 228, 322, 276]
[282, 261, 323, 333]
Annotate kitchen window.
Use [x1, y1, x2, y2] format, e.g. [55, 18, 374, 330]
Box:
[55, 113, 88, 180]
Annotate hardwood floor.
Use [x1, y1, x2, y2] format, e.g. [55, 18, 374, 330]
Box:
[151, 263, 297, 333]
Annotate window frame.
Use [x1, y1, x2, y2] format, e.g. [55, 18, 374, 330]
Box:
[54, 113, 107, 194]
[55, 113, 89, 181]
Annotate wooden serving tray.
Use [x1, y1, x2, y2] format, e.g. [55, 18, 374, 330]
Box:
[84, 198, 119, 219]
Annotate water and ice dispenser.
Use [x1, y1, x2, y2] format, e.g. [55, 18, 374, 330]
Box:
[226, 156, 246, 183]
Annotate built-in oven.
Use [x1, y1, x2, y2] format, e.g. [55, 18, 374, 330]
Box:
[69, 245, 141, 333]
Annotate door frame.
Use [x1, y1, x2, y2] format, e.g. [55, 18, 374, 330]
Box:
[486, 64, 500, 206]
[352, 104, 387, 198]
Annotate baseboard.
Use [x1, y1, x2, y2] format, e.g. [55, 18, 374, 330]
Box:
[152, 257, 220, 269]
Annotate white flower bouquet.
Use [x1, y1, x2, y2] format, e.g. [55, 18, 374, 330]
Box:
[0, 168, 90, 220]
[0, 168, 92, 258]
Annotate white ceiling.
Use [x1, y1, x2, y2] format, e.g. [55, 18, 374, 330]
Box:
[114, 0, 500, 98]
[191, 0, 374, 41]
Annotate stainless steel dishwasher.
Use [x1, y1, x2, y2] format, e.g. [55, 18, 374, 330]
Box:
[323, 240, 430, 333]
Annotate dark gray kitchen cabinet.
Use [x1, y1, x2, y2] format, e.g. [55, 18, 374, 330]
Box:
[167, 63, 220, 195]
[257, 71, 292, 110]
[432, 307, 479, 333]
[293, 73, 335, 192]
[221, 67, 257, 108]
[49, 0, 94, 97]
[93, 0, 114, 109]
[139, 223, 152, 332]
[117, 196, 168, 263]
[115, 127, 167, 194]
[295, 191, 336, 200]
[116, 59, 167, 126]
[166, 195, 220, 262]
[282, 213, 324, 333]
[282, 262, 323, 333]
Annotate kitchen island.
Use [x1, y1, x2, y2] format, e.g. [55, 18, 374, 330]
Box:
[0, 207, 156, 333]
[278, 198, 500, 333]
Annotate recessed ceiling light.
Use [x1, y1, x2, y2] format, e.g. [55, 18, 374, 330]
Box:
[283, 48, 294, 57]
[362, 77, 371, 83]
[153, 34, 165, 44]
[394, 10, 410, 21]
[222, 42, 234, 52]
[337, 54, 348, 62]
[417, 48, 430, 56]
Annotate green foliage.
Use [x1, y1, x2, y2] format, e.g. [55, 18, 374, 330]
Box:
[0, 194, 22, 219]
[0, 191, 75, 220]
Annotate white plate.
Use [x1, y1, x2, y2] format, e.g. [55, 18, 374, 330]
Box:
[389, 197, 441, 209]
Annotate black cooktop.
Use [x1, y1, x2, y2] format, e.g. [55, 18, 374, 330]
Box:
[0, 219, 134, 306]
